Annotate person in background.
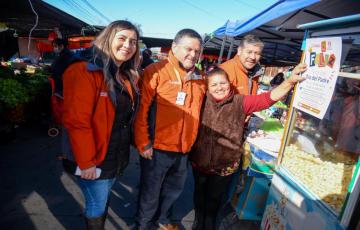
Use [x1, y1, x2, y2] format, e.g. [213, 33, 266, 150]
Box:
[190, 64, 307, 230]
[62, 20, 140, 230]
[50, 38, 80, 161]
[220, 34, 264, 96]
[141, 48, 154, 69]
[134, 29, 206, 230]
[335, 78, 360, 154]
[51, 38, 74, 97]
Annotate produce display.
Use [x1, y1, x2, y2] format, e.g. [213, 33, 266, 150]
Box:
[273, 101, 288, 109]
[282, 144, 357, 213]
[247, 118, 284, 153]
[259, 118, 284, 134]
[0, 66, 50, 123]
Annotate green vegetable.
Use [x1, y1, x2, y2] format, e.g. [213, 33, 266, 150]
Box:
[260, 118, 284, 133]
[0, 78, 29, 108]
[273, 101, 288, 109]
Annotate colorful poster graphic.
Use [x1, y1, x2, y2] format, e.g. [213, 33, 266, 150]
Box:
[293, 37, 342, 119]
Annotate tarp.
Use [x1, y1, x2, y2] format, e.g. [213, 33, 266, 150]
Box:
[214, 0, 320, 37]
[209, 0, 360, 64]
[0, 0, 95, 37]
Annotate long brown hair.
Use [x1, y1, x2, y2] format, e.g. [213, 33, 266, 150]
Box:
[92, 20, 140, 105]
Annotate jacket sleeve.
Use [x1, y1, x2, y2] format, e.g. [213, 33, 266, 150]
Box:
[242, 91, 276, 115]
[134, 65, 159, 153]
[62, 64, 97, 169]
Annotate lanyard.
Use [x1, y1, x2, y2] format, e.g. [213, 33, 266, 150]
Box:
[168, 58, 186, 91]
[173, 66, 183, 91]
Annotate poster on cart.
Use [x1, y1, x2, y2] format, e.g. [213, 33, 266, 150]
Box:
[293, 37, 342, 119]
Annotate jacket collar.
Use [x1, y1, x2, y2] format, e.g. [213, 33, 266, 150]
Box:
[167, 50, 202, 81]
[168, 50, 189, 76]
[233, 55, 262, 79]
[87, 62, 103, 72]
[234, 55, 248, 75]
[86, 57, 118, 76]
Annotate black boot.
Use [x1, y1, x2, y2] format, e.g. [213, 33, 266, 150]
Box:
[85, 213, 106, 230]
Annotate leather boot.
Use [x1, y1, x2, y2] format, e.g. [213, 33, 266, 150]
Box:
[85, 213, 106, 230]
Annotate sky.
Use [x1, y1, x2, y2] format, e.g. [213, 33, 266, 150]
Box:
[43, 0, 277, 39]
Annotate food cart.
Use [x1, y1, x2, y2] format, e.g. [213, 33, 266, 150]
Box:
[228, 95, 289, 220]
[261, 14, 360, 230]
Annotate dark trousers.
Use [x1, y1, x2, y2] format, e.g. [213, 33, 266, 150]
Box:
[192, 169, 232, 230]
[136, 149, 189, 229]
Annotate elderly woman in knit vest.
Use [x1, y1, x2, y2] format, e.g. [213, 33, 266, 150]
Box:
[190, 64, 307, 230]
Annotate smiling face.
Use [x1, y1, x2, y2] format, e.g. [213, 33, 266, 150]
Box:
[207, 73, 231, 101]
[172, 36, 201, 70]
[111, 29, 138, 66]
[237, 42, 262, 70]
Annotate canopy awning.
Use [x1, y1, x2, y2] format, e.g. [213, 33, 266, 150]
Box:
[213, 0, 320, 37]
[0, 0, 96, 37]
[210, 0, 360, 64]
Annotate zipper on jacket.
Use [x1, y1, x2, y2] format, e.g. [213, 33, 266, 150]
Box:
[180, 80, 190, 152]
[208, 102, 216, 168]
[208, 127, 214, 168]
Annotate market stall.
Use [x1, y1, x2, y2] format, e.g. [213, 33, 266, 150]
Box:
[261, 14, 360, 230]
[0, 64, 51, 130]
[228, 95, 290, 220]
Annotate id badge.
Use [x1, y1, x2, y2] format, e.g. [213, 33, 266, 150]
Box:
[176, 91, 186, 105]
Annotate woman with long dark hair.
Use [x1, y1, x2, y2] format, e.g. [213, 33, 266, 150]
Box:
[62, 20, 140, 229]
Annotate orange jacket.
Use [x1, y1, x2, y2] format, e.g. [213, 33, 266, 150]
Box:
[220, 55, 259, 95]
[134, 51, 206, 153]
[62, 62, 115, 169]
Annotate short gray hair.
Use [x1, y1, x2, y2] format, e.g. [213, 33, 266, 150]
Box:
[239, 34, 264, 49]
[173, 29, 202, 44]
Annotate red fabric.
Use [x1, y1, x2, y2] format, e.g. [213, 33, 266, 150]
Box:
[49, 77, 63, 125]
[36, 40, 93, 52]
[51, 96, 63, 125]
[242, 91, 276, 115]
[48, 32, 57, 41]
[37, 42, 53, 52]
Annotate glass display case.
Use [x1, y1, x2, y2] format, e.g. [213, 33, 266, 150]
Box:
[262, 14, 360, 230]
[281, 79, 359, 214]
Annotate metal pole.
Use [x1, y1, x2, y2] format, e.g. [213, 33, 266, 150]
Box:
[218, 36, 226, 64]
[199, 34, 210, 63]
[226, 37, 234, 60]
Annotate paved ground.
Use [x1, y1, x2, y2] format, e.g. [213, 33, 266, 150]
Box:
[0, 122, 260, 230]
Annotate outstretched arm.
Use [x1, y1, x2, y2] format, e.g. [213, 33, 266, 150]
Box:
[270, 63, 307, 101]
[242, 63, 307, 115]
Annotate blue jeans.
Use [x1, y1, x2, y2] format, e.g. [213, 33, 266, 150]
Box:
[136, 149, 189, 229]
[77, 177, 116, 218]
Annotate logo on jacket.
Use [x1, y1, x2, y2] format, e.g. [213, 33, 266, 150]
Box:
[100, 91, 108, 97]
[168, 80, 181, 85]
[186, 72, 203, 81]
